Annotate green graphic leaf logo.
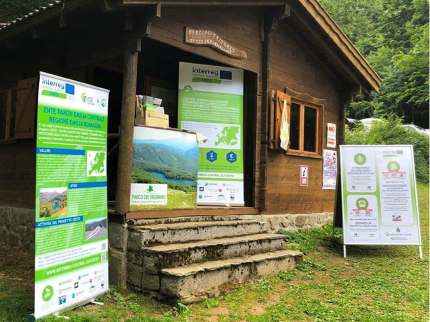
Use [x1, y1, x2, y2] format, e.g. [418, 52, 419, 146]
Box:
[42, 285, 54, 302]
[147, 185, 154, 193]
[354, 153, 366, 165]
[184, 85, 193, 92]
[387, 161, 400, 172]
[356, 198, 369, 210]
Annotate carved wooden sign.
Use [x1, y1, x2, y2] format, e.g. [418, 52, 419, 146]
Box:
[185, 27, 247, 60]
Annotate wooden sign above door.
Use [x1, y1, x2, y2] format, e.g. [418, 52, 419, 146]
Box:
[185, 27, 247, 60]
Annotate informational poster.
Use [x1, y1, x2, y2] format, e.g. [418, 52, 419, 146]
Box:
[35, 72, 109, 319]
[327, 123, 336, 148]
[178, 62, 244, 206]
[340, 145, 421, 248]
[130, 127, 198, 209]
[300, 165, 308, 187]
[323, 149, 337, 189]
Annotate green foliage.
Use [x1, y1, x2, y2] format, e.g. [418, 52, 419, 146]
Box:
[346, 115, 429, 183]
[0, 0, 52, 22]
[321, 0, 429, 128]
[279, 224, 343, 255]
[133, 144, 197, 174]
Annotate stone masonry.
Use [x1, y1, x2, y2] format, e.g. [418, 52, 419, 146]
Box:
[0, 206, 35, 253]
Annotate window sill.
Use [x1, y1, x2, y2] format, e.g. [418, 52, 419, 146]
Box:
[0, 139, 19, 145]
[284, 151, 322, 159]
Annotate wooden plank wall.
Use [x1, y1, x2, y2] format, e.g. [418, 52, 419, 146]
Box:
[148, 10, 264, 209]
[0, 140, 36, 209]
[265, 21, 340, 214]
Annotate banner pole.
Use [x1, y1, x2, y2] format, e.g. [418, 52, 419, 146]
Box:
[419, 246, 423, 259]
[343, 244, 347, 258]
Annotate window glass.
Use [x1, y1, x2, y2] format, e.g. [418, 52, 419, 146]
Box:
[304, 106, 317, 152]
[289, 103, 300, 150]
[0, 92, 6, 140]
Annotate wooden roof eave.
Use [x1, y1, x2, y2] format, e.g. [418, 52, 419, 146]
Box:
[0, 0, 93, 43]
[118, 0, 291, 6]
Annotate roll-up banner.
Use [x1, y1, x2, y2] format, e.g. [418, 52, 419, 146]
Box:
[178, 62, 244, 206]
[339, 145, 422, 258]
[34, 72, 109, 319]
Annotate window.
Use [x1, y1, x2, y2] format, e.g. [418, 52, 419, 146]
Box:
[269, 90, 322, 156]
[0, 88, 18, 141]
[288, 100, 321, 155]
[0, 77, 37, 142]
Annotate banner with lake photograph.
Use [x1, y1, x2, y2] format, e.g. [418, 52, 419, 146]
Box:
[178, 62, 244, 206]
[130, 126, 198, 209]
[34, 72, 109, 319]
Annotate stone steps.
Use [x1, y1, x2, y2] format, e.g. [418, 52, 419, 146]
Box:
[142, 233, 286, 274]
[125, 218, 303, 302]
[160, 250, 303, 304]
[128, 220, 267, 248]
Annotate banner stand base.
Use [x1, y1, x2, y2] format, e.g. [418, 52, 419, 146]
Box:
[91, 301, 105, 306]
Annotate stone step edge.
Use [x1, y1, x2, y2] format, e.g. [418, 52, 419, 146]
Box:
[161, 250, 303, 277]
[143, 233, 285, 253]
[131, 220, 266, 231]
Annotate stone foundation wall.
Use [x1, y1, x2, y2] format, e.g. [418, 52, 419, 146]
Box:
[108, 219, 129, 288]
[260, 212, 334, 232]
[0, 206, 35, 253]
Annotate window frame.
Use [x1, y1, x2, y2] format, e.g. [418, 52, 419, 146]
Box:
[0, 87, 16, 143]
[286, 99, 322, 157]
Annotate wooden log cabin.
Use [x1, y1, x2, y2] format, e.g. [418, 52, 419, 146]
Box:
[0, 0, 381, 297]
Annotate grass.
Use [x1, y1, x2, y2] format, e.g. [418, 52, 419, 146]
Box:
[0, 183, 428, 321]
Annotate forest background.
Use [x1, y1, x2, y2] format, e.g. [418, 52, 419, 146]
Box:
[1, 0, 429, 127]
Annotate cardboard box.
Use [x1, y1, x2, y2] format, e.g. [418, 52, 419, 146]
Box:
[135, 109, 169, 128]
[136, 95, 169, 128]
[137, 95, 162, 106]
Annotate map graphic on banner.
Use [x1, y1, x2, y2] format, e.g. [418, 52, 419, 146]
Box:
[34, 72, 109, 319]
[339, 145, 421, 246]
[178, 62, 244, 206]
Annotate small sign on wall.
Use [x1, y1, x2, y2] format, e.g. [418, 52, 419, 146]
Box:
[300, 165, 309, 186]
[327, 123, 336, 148]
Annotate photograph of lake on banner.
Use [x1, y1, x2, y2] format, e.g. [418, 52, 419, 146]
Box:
[131, 127, 198, 209]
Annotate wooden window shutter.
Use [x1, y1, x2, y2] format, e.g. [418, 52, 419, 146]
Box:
[269, 90, 291, 149]
[14, 77, 38, 139]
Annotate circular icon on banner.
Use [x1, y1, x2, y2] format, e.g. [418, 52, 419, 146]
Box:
[354, 153, 366, 165]
[184, 85, 193, 92]
[42, 285, 54, 302]
[387, 161, 400, 172]
[356, 198, 369, 210]
[226, 151, 237, 163]
[206, 150, 217, 162]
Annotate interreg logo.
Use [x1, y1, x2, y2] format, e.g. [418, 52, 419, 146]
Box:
[41, 77, 75, 95]
[191, 67, 232, 80]
[192, 67, 218, 78]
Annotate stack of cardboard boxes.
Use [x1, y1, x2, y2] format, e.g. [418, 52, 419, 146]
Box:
[135, 95, 169, 128]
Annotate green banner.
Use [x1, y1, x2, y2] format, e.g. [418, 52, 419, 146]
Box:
[34, 72, 109, 319]
[178, 62, 244, 206]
